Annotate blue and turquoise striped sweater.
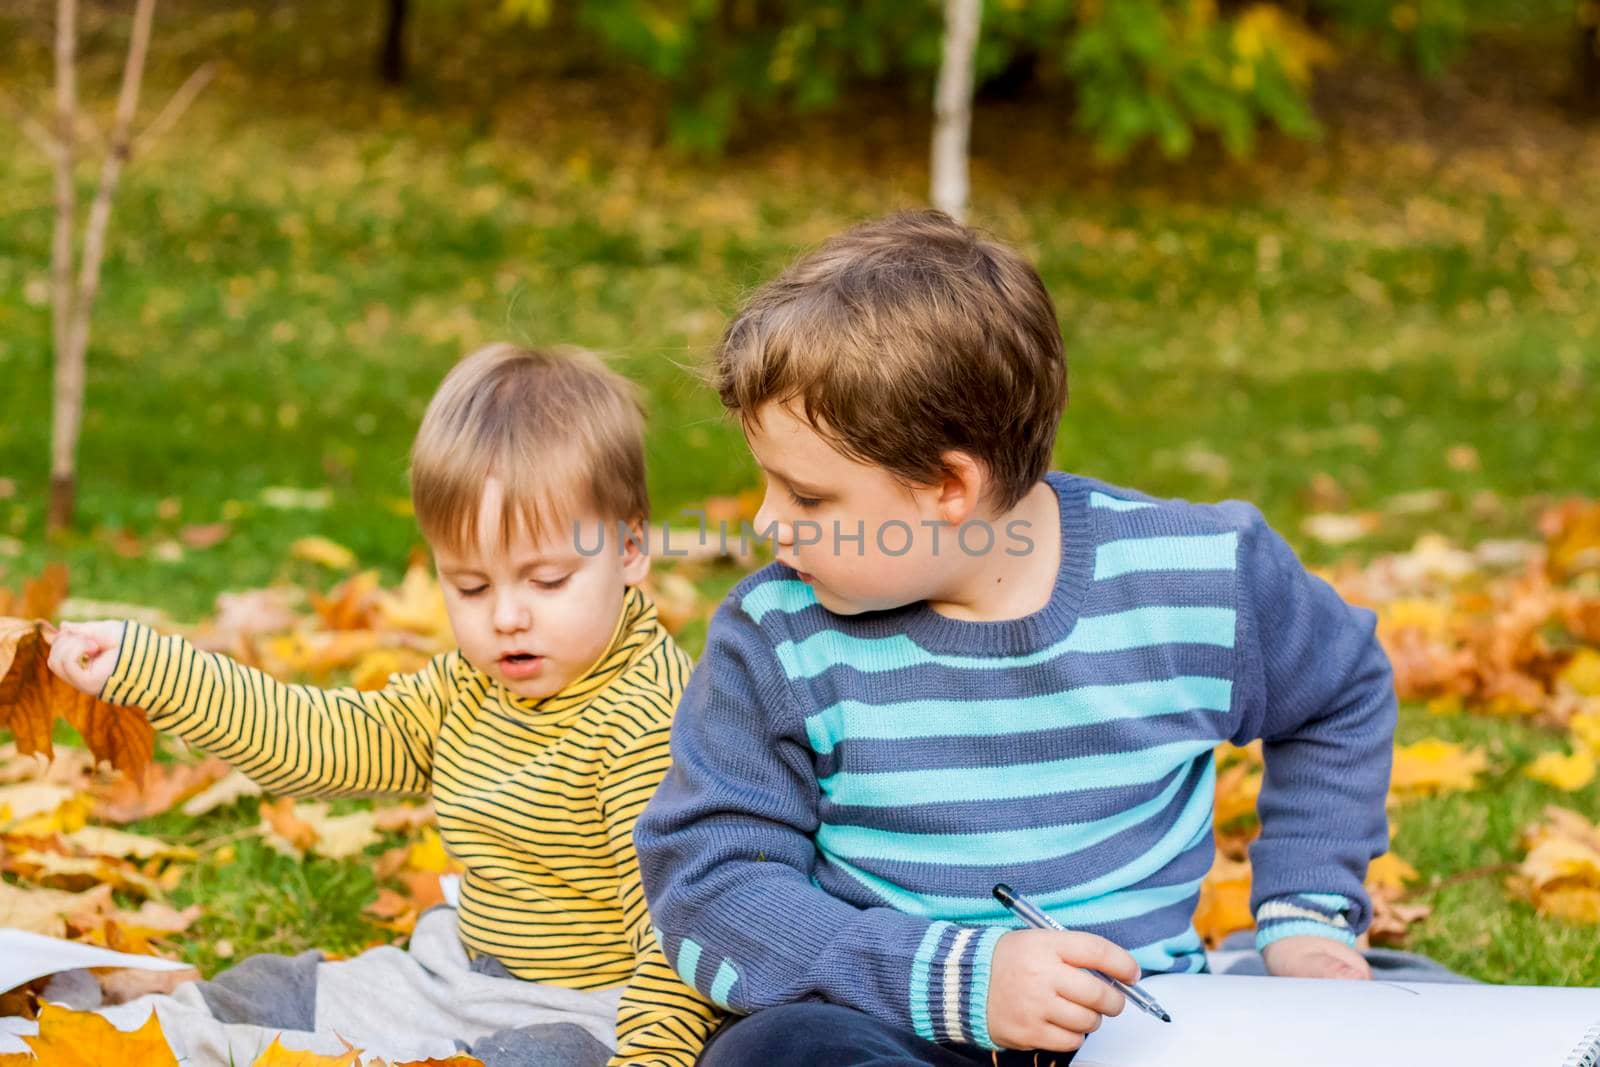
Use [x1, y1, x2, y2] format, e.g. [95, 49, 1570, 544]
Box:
[636, 472, 1396, 1050]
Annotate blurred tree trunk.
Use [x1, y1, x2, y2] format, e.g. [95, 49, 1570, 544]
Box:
[1577, 2, 1600, 113]
[931, 0, 982, 222]
[379, 0, 409, 85]
[40, 0, 210, 534]
[48, 0, 78, 535]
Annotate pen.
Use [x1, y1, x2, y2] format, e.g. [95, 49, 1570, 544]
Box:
[992, 883, 1173, 1023]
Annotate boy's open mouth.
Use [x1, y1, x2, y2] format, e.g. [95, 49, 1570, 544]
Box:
[499, 652, 544, 679]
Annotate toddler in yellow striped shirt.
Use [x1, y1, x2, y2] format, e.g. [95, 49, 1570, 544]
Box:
[45, 344, 720, 1067]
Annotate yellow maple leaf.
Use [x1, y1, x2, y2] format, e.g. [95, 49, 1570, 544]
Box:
[250, 1036, 361, 1066]
[373, 556, 452, 645]
[1512, 806, 1600, 924]
[1560, 648, 1600, 697]
[1389, 738, 1490, 797]
[1572, 709, 1600, 757]
[1524, 747, 1597, 791]
[1193, 854, 1254, 948]
[23, 1004, 177, 1066]
[291, 536, 358, 571]
[1366, 851, 1420, 896]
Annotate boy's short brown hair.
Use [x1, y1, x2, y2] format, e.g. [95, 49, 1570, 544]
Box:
[715, 210, 1065, 513]
[411, 344, 648, 554]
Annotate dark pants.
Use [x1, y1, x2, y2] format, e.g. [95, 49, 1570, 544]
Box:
[696, 1002, 1077, 1067]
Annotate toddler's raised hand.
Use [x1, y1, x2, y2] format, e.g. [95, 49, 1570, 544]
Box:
[45, 620, 127, 698]
[985, 928, 1138, 1053]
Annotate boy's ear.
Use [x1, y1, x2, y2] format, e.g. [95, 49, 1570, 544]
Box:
[620, 517, 652, 584]
[933, 452, 987, 527]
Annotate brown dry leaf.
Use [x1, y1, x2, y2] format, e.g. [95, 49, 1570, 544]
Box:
[1365, 851, 1420, 896]
[1301, 512, 1381, 546]
[0, 743, 97, 787]
[95, 965, 202, 1005]
[261, 798, 380, 860]
[0, 881, 114, 937]
[22, 1003, 178, 1067]
[0, 563, 70, 621]
[178, 768, 262, 816]
[178, 522, 232, 550]
[260, 796, 319, 854]
[1192, 854, 1254, 948]
[85, 901, 203, 956]
[191, 587, 303, 658]
[642, 572, 703, 636]
[59, 826, 197, 862]
[373, 802, 435, 833]
[250, 1036, 362, 1066]
[373, 555, 453, 646]
[310, 571, 383, 631]
[1541, 499, 1600, 578]
[1388, 738, 1490, 797]
[92, 757, 235, 824]
[1512, 806, 1600, 924]
[0, 620, 154, 779]
[1, 850, 169, 898]
[1365, 894, 1432, 947]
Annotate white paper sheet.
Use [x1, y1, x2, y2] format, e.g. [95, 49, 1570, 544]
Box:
[0, 929, 193, 994]
[1074, 973, 1600, 1067]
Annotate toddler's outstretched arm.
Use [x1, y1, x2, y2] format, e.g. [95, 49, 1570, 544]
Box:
[48, 619, 448, 798]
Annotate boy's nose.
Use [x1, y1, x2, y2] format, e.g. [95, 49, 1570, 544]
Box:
[492, 595, 531, 633]
[753, 496, 795, 547]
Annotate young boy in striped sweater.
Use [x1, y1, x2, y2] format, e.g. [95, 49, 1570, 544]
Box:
[46, 345, 719, 1067]
[634, 212, 1398, 1065]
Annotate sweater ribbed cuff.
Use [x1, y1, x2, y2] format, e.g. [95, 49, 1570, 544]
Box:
[1253, 893, 1358, 951]
[910, 923, 1006, 1050]
[100, 621, 184, 718]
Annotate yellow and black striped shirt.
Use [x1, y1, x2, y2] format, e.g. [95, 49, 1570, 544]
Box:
[102, 585, 721, 1067]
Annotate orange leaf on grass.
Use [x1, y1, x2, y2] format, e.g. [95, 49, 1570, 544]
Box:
[0, 620, 154, 779]
[92, 756, 233, 824]
[1388, 738, 1490, 797]
[1193, 855, 1254, 948]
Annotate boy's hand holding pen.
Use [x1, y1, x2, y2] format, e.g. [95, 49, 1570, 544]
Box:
[985, 883, 1171, 1054]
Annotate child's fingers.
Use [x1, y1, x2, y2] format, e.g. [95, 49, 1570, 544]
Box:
[45, 632, 83, 678]
[1056, 965, 1126, 1018]
[1042, 995, 1104, 1036]
[1052, 932, 1140, 984]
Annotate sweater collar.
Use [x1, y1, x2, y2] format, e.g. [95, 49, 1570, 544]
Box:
[496, 584, 659, 717]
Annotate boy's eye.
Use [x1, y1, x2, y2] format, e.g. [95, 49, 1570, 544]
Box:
[788, 491, 822, 510]
[534, 576, 570, 591]
[457, 585, 488, 597]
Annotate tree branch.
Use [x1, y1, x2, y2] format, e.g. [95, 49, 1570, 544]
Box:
[137, 60, 214, 151]
[0, 86, 59, 159]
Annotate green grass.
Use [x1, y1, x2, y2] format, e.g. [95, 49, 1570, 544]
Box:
[2, 0, 1599, 986]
